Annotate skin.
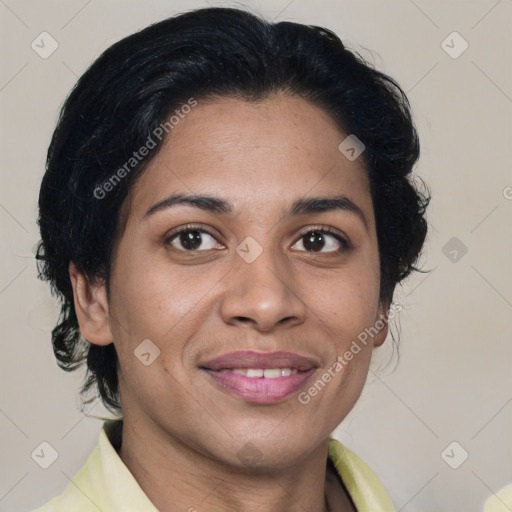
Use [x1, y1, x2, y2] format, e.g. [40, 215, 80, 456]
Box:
[70, 94, 389, 512]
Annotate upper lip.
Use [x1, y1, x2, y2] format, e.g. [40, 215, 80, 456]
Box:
[200, 350, 320, 371]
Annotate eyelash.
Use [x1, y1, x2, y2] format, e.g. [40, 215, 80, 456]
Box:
[164, 224, 351, 255]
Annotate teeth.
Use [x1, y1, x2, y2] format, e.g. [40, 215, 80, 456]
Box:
[246, 369, 264, 378]
[218, 368, 299, 378]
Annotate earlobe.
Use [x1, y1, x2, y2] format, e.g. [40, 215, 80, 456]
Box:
[373, 302, 390, 347]
[69, 262, 113, 346]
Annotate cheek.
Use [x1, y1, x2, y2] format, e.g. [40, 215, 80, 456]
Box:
[309, 262, 381, 340]
[108, 262, 222, 386]
[110, 251, 208, 337]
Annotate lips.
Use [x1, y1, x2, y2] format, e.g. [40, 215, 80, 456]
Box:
[200, 350, 319, 372]
[200, 350, 320, 403]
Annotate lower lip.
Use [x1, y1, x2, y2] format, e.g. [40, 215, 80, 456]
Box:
[202, 369, 316, 403]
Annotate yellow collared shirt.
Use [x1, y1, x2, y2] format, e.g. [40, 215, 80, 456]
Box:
[34, 419, 396, 511]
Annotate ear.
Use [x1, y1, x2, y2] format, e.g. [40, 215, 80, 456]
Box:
[372, 301, 390, 348]
[69, 262, 113, 346]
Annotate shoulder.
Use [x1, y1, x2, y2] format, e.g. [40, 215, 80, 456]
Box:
[32, 419, 157, 512]
[483, 483, 512, 512]
[328, 437, 396, 512]
[31, 441, 104, 512]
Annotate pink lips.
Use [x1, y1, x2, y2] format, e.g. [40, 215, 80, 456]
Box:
[200, 350, 319, 403]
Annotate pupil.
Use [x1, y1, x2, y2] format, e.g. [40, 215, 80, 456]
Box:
[304, 231, 324, 252]
[178, 230, 326, 251]
[181, 230, 202, 250]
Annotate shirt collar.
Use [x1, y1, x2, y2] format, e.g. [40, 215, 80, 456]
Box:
[68, 418, 395, 511]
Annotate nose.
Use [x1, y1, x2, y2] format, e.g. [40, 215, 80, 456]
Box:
[219, 249, 307, 333]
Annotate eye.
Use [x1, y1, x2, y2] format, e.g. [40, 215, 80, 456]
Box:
[291, 227, 350, 254]
[165, 225, 349, 254]
[165, 225, 224, 252]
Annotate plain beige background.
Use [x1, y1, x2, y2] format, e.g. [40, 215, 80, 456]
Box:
[1, 1, 511, 511]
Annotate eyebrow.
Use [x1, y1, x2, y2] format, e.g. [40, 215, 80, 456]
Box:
[143, 193, 368, 230]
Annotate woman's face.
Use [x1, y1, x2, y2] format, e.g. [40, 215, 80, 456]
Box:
[106, 94, 388, 468]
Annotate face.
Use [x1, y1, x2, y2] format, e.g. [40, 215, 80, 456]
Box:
[84, 94, 388, 468]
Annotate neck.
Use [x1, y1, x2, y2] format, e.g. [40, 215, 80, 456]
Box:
[117, 417, 354, 512]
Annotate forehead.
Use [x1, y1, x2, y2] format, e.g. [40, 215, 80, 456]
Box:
[122, 94, 372, 223]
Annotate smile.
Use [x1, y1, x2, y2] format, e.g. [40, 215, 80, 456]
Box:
[199, 350, 320, 403]
[218, 368, 299, 378]
[202, 367, 316, 403]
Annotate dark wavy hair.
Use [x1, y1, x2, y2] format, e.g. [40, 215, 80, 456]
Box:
[36, 6, 430, 416]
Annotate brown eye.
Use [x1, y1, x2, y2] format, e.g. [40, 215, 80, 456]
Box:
[165, 227, 222, 252]
[303, 231, 327, 252]
[292, 229, 349, 254]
